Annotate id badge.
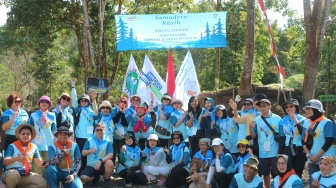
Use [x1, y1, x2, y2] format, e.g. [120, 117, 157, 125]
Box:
[118, 127, 125, 135]
[264, 140, 271, 152]
[192, 127, 197, 135]
[225, 140, 231, 149]
[87, 126, 93, 134]
[248, 139, 254, 146]
[35, 135, 43, 145]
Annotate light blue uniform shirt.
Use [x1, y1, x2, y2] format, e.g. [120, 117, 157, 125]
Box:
[216, 117, 238, 154]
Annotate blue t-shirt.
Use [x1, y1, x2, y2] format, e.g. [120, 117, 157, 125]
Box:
[83, 136, 113, 167]
[5, 143, 40, 170]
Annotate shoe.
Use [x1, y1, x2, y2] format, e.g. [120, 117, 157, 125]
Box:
[90, 175, 100, 187]
[157, 176, 167, 186]
[104, 179, 113, 188]
[124, 180, 132, 187]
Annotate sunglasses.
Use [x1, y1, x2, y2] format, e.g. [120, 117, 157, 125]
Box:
[15, 100, 23, 104]
[162, 98, 171, 101]
[95, 129, 103, 132]
[173, 137, 180, 140]
[40, 100, 49, 104]
[259, 104, 269, 108]
[132, 99, 140, 102]
[62, 96, 70, 101]
[119, 100, 127, 104]
[173, 102, 181, 105]
[101, 106, 111, 110]
[284, 105, 295, 109]
[244, 103, 252, 106]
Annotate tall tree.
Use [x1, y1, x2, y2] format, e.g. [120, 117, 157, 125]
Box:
[302, 0, 332, 103]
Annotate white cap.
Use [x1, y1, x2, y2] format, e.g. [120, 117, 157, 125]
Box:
[148, 134, 158, 141]
[211, 138, 224, 146]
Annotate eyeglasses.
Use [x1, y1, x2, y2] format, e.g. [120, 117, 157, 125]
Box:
[284, 105, 295, 109]
[120, 100, 127, 104]
[62, 96, 70, 101]
[81, 100, 88, 103]
[276, 162, 286, 166]
[238, 145, 246, 148]
[162, 98, 171, 101]
[132, 99, 140, 102]
[244, 103, 252, 106]
[40, 100, 49, 104]
[259, 104, 269, 108]
[95, 129, 103, 132]
[173, 102, 181, 105]
[20, 133, 31, 136]
[173, 137, 180, 140]
[15, 100, 23, 104]
[101, 107, 111, 110]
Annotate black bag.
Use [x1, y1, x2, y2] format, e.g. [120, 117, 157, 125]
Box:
[273, 132, 281, 142]
[155, 125, 170, 136]
[205, 128, 220, 140]
[261, 116, 281, 142]
[192, 129, 204, 139]
[304, 122, 320, 150]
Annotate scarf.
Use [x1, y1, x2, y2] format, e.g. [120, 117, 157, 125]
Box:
[100, 112, 114, 131]
[80, 106, 94, 122]
[211, 151, 225, 166]
[144, 146, 161, 160]
[13, 140, 34, 175]
[172, 110, 184, 127]
[157, 104, 174, 120]
[235, 152, 251, 172]
[125, 145, 141, 162]
[304, 116, 325, 142]
[53, 105, 72, 124]
[194, 150, 212, 167]
[55, 140, 72, 173]
[2, 108, 27, 128]
[279, 169, 296, 187]
[92, 135, 109, 158]
[172, 142, 186, 164]
[40, 110, 49, 124]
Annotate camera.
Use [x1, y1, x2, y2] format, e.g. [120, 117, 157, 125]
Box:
[307, 129, 316, 137]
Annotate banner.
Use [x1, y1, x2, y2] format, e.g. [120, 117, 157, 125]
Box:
[174, 50, 200, 110]
[166, 49, 176, 98]
[86, 77, 109, 94]
[115, 12, 227, 51]
[137, 55, 167, 105]
[122, 54, 140, 97]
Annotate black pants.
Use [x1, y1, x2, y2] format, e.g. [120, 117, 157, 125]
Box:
[166, 167, 189, 188]
[285, 146, 307, 178]
[188, 136, 200, 157]
[119, 169, 148, 185]
[213, 172, 234, 188]
[113, 138, 123, 164]
[76, 138, 87, 174]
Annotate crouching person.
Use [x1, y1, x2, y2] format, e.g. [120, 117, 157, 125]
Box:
[45, 125, 82, 188]
[80, 123, 114, 188]
[2, 124, 48, 188]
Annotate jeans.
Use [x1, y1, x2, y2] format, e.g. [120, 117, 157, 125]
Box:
[45, 165, 83, 188]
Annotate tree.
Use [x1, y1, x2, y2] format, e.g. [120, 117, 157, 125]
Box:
[302, 0, 332, 103]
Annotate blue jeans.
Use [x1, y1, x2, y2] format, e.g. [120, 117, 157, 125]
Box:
[45, 165, 83, 188]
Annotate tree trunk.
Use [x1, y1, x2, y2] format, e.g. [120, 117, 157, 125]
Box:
[238, 0, 254, 97]
[71, 0, 84, 74]
[302, 0, 331, 104]
[97, 0, 106, 78]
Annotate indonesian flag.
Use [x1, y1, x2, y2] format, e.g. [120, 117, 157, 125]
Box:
[166, 49, 176, 98]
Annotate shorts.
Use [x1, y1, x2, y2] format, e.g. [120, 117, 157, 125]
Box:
[80, 162, 105, 177]
[259, 157, 278, 176]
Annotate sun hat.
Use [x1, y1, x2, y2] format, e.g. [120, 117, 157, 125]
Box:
[252, 93, 267, 101]
[148, 134, 159, 141]
[77, 94, 91, 106]
[303, 99, 325, 113]
[37, 95, 52, 107]
[99, 100, 112, 110]
[199, 138, 211, 147]
[211, 138, 224, 147]
[237, 139, 249, 147]
[243, 156, 259, 170]
[15, 124, 36, 141]
[171, 99, 183, 106]
[171, 131, 184, 141]
[161, 93, 172, 101]
[54, 126, 73, 137]
[57, 93, 72, 104]
[135, 103, 148, 113]
[215, 105, 226, 111]
[130, 94, 141, 103]
[243, 98, 253, 104]
[282, 98, 300, 114]
[256, 99, 271, 106]
[118, 97, 128, 106]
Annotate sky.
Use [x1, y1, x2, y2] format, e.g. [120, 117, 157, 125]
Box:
[0, 1, 303, 26]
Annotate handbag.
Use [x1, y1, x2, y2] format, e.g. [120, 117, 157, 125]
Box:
[192, 129, 204, 139]
[261, 116, 281, 142]
[305, 122, 320, 150]
[155, 125, 170, 136]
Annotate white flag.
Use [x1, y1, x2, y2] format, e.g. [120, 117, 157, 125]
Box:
[137, 55, 167, 105]
[122, 54, 140, 97]
[174, 50, 200, 110]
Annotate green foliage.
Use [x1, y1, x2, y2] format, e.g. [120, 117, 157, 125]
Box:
[284, 74, 304, 89]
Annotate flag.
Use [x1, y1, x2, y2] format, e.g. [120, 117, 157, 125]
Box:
[137, 55, 167, 105]
[174, 50, 200, 110]
[122, 54, 140, 97]
[258, 0, 286, 88]
[166, 48, 176, 98]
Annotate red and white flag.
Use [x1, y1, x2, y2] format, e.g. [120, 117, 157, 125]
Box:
[166, 49, 176, 98]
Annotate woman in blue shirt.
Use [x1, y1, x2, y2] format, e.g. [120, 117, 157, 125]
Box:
[311, 156, 336, 188]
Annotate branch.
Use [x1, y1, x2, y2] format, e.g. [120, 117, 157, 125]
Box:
[317, 0, 332, 55]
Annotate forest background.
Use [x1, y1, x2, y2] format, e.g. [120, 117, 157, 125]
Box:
[0, 0, 335, 119]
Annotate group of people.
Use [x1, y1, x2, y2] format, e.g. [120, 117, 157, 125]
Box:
[0, 78, 336, 188]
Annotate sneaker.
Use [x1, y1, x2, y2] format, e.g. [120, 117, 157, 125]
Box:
[104, 179, 113, 188]
[90, 175, 100, 187]
[124, 180, 132, 187]
[157, 176, 167, 186]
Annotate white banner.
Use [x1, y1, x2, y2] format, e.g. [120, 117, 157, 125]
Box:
[122, 54, 140, 97]
[174, 50, 200, 110]
[137, 55, 167, 105]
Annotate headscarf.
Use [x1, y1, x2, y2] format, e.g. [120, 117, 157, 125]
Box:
[277, 154, 296, 187]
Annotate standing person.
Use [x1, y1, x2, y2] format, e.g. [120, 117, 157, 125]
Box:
[249, 99, 281, 188]
[151, 93, 174, 149]
[170, 98, 187, 143]
[70, 78, 95, 173]
[186, 96, 206, 157]
[2, 124, 48, 188]
[131, 103, 152, 150]
[311, 156, 336, 188]
[163, 131, 190, 188]
[302, 99, 335, 184]
[118, 133, 148, 187]
[205, 138, 236, 188]
[1, 94, 29, 150]
[271, 154, 304, 188]
[229, 156, 263, 188]
[52, 93, 74, 134]
[142, 134, 170, 185]
[93, 99, 115, 142]
[27, 95, 57, 175]
[214, 104, 238, 157]
[45, 126, 82, 188]
[278, 98, 307, 177]
[124, 94, 141, 137]
[200, 98, 216, 138]
[111, 97, 128, 164]
[188, 138, 212, 188]
[80, 123, 114, 188]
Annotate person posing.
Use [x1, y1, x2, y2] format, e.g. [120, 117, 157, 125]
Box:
[229, 156, 263, 188]
[80, 123, 114, 188]
[271, 154, 304, 188]
[124, 94, 141, 136]
[200, 98, 216, 137]
[45, 126, 82, 188]
[93, 98, 115, 142]
[205, 138, 236, 188]
[27, 95, 56, 175]
[118, 133, 148, 187]
[1, 94, 29, 150]
[163, 131, 190, 188]
[2, 124, 47, 188]
[151, 93, 174, 149]
[52, 93, 74, 134]
[170, 99, 187, 143]
[111, 97, 128, 164]
[131, 103, 152, 150]
[234, 139, 254, 173]
[214, 104, 238, 157]
[188, 138, 212, 188]
[249, 99, 281, 188]
[186, 96, 206, 157]
[278, 98, 307, 177]
[142, 134, 170, 186]
[302, 99, 335, 184]
[311, 156, 336, 188]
